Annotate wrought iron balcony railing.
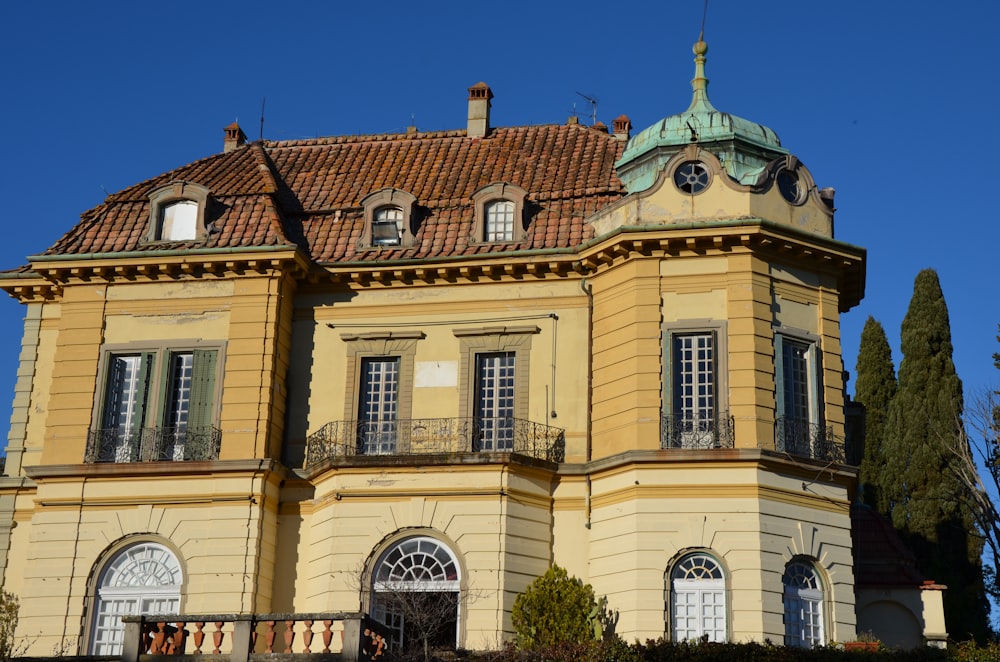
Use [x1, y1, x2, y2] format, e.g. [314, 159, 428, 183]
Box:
[85, 426, 222, 463]
[304, 416, 565, 468]
[660, 412, 735, 450]
[774, 416, 845, 463]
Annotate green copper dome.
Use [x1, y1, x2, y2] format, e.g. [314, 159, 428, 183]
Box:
[616, 39, 788, 193]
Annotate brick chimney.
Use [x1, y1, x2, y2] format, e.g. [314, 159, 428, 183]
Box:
[467, 82, 493, 138]
[224, 122, 247, 153]
[613, 115, 631, 141]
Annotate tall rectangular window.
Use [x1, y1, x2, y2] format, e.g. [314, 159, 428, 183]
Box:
[94, 348, 219, 463]
[475, 352, 515, 451]
[358, 357, 400, 454]
[664, 329, 726, 449]
[774, 333, 822, 457]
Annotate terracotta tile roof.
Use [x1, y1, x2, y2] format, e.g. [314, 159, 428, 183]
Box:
[42, 124, 627, 263]
[851, 504, 933, 588]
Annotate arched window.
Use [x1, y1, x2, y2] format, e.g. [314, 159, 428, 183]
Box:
[783, 561, 824, 648]
[669, 553, 726, 642]
[89, 542, 183, 655]
[371, 536, 460, 652]
[485, 200, 515, 242]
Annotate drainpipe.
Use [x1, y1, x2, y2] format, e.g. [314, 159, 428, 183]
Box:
[580, 278, 594, 528]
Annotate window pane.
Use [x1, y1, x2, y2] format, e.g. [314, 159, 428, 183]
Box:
[373, 207, 403, 245]
[485, 200, 514, 242]
[475, 352, 515, 451]
[160, 200, 198, 240]
[359, 358, 400, 454]
[781, 339, 810, 424]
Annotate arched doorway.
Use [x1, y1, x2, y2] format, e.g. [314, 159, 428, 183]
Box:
[370, 536, 461, 652]
[89, 541, 182, 655]
[783, 561, 825, 648]
[669, 552, 727, 642]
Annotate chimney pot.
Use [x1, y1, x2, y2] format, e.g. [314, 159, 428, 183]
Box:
[224, 121, 247, 153]
[467, 82, 493, 138]
[613, 114, 631, 141]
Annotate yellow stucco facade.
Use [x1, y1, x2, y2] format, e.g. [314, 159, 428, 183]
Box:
[0, 63, 883, 655]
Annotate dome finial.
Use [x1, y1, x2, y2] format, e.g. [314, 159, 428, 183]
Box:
[687, 0, 715, 114]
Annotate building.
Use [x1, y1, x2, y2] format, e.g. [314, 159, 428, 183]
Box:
[0, 38, 894, 655]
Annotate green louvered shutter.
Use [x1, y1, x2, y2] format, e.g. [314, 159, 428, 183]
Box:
[188, 349, 218, 430]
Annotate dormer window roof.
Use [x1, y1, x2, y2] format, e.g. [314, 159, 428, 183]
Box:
[359, 188, 417, 249]
[470, 182, 528, 245]
[147, 181, 210, 243]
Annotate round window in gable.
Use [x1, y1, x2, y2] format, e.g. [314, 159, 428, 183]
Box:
[776, 169, 804, 204]
[673, 161, 710, 194]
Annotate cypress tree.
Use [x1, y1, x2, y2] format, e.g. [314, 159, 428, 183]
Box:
[883, 269, 989, 640]
[854, 316, 897, 513]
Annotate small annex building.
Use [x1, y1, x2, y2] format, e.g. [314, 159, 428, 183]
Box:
[0, 39, 944, 654]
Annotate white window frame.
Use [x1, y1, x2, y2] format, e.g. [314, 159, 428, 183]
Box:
[669, 553, 727, 643]
[371, 536, 461, 651]
[88, 541, 183, 656]
[783, 561, 825, 648]
[484, 200, 515, 242]
[474, 351, 516, 451]
[663, 322, 728, 449]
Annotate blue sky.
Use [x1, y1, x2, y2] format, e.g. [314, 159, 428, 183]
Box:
[0, 0, 997, 450]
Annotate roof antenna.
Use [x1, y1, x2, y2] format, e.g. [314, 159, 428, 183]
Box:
[259, 97, 266, 141]
[575, 92, 598, 126]
[700, 0, 709, 41]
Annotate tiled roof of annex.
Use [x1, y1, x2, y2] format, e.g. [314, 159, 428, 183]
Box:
[42, 122, 628, 264]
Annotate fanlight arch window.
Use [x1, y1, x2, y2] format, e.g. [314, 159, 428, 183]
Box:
[89, 542, 183, 656]
[147, 181, 209, 242]
[669, 553, 726, 642]
[371, 536, 460, 651]
[783, 561, 825, 648]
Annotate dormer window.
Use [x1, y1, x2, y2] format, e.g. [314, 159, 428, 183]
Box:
[160, 200, 198, 240]
[485, 200, 515, 242]
[147, 181, 210, 242]
[471, 182, 528, 245]
[372, 207, 404, 246]
[359, 188, 417, 249]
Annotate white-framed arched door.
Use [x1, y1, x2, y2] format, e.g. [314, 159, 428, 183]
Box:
[783, 560, 825, 647]
[370, 536, 461, 651]
[89, 541, 183, 655]
[669, 552, 727, 642]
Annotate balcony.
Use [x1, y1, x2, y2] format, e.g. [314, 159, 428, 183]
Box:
[121, 612, 389, 662]
[85, 426, 222, 463]
[304, 417, 565, 468]
[660, 412, 735, 450]
[774, 416, 845, 463]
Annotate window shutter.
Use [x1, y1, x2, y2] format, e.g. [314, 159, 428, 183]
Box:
[807, 342, 821, 426]
[133, 352, 155, 432]
[188, 350, 218, 430]
[774, 333, 786, 418]
[663, 332, 675, 417]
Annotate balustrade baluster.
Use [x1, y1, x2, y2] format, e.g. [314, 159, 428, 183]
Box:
[192, 622, 205, 653]
[322, 620, 333, 653]
[212, 621, 224, 654]
[263, 620, 277, 653]
[169, 622, 185, 654]
[302, 619, 314, 652]
[283, 619, 296, 653]
[151, 622, 167, 654]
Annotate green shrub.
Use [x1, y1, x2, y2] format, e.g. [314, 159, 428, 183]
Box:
[0, 591, 18, 660]
[512, 565, 611, 649]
